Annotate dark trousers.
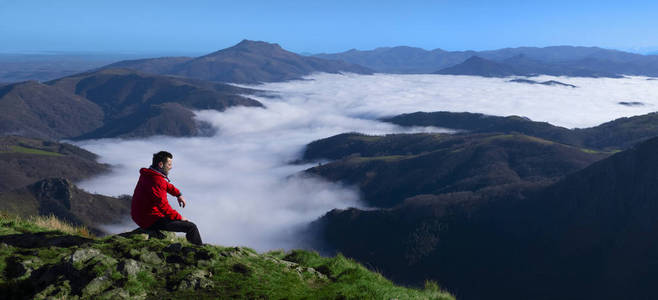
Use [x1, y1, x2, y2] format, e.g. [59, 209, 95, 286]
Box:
[149, 218, 203, 245]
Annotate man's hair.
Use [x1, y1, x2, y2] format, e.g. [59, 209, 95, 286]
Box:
[152, 151, 173, 167]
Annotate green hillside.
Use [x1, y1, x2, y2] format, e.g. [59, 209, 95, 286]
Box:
[0, 212, 454, 299]
[304, 132, 608, 207]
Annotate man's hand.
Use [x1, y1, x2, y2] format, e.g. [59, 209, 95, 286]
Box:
[177, 196, 186, 208]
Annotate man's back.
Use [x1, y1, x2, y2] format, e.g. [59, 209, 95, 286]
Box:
[131, 167, 182, 228]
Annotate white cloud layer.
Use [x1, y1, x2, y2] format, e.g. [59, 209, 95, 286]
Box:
[75, 73, 658, 251]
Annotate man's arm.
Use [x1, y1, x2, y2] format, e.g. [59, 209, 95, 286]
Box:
[154, 193, 183, 221]
[165, 182, 182, 197]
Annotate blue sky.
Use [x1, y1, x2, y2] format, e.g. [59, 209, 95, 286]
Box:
[1, 0, 657, 55]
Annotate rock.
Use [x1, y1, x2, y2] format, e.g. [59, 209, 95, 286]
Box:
[118, 259, 142, 277]
[315, 265, 332, 276]
[5, 256, 27, 278]
[32, 263, 68, 288]
[34, 280, 73, 299]
[93, 254, 118, 270]
[129, 248, 141, 257]
[166, 254, 185, 264]
[163, 231, 178, 241]
[66, 248, 117, 272]
[164, 243, 182, 253]
[194, 249, 213, 260]
[220, 247, 258, 258]
[176, 270, 213, 291]
[82, 275, 113, 297]
[196, 259, 211, 268]
[306, 267, 328, 280]
[232, 263, 251, 275]
[120, 228, 166, 240]
[29, 178, 73, 209]
[136, 233, 150, 240]
[182, 246, 197, 256]
[139, 251, 162, 265]
[68, 248, 101, 265]
[100, 288, 132, 300]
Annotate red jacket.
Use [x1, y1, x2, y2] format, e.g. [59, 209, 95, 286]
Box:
[131, 167, 182, 228]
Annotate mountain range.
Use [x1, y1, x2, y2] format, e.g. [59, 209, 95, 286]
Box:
[0, 69, 263, 140]
[384, 111, 658, 151]
[103, 40, 373, 84]
[300, 110, 658, 299]
[311, 134, 658, 299]
[314, 45, 658, 77]
[435, 55, 622, 78]
[303, 132, 607, 208]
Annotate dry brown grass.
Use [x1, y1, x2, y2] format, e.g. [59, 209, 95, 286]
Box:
[0, 211, 93, 238]
[30, 214, 93, 238]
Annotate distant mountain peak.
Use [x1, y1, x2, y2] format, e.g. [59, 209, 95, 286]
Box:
[100, 40, 372, 83]
[435, 55, 517, 77]
[212, 39, 286, 56]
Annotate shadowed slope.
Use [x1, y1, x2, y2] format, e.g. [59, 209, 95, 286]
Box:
[312, 135, 658, 300]
[0, 81, 104, 140]
[304, 132, 608, 207]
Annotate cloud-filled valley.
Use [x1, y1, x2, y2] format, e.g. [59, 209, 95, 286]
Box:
[74, 73, 658, 251]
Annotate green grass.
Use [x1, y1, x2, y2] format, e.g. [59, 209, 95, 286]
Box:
[349, 135, 383, 142]
[0, 212, 455, 299]
[350, 155, 410, 162]
[0, 145, 64, 156]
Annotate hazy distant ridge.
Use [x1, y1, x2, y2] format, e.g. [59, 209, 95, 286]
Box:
[315, 45, 658, 77]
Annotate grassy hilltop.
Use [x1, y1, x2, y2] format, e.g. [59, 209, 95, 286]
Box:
[0, 212, 454, 299]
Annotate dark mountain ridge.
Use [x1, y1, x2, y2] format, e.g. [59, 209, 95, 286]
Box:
[48, 68, 263, 139]
[384, 111, 658, 151]
[303, 132, 608, 208]
[436, 55, 622, 78]
[0, 68, 264, 140]
[102, 40, 373, 84]
[313, 135, 658, 299]
[434, 56, 518, 77]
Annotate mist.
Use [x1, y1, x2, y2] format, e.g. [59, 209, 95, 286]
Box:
[75, 73, 658, 251]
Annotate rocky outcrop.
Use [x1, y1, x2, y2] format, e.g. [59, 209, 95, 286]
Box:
[1, 177, 131, 235]
[0, 219, 454, 299]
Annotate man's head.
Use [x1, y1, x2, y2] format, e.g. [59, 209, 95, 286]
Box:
[152, 151, 173, 175]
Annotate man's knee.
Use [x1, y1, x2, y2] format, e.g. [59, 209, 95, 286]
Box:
[182, 220, 198, 231]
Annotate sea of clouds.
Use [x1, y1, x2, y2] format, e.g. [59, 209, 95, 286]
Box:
[74, 73, 658, 251]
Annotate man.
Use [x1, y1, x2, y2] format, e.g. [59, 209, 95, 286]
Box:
[131, 151, 203, 245]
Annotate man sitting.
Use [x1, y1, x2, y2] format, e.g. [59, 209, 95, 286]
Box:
[131, 151, 203, 245]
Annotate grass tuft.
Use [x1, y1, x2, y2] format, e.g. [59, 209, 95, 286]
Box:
[0, 211, 93, 238]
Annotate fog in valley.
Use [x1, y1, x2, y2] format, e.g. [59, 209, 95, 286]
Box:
[74, 73, 658, 251]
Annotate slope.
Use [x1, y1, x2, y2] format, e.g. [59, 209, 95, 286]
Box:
[311, 134, 658, 300]
[304, 132, 608, 207]
[47, 68, 263, 139]
[0, 213, 454, 299]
